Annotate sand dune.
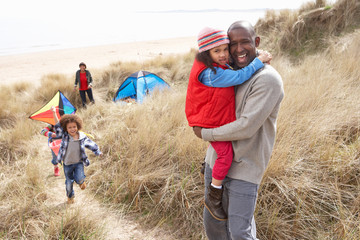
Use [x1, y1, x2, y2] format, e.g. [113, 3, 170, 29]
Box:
[0, 36, 197, 86]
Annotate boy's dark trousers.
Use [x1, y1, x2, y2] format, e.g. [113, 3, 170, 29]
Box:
[79, 89, 95, 107]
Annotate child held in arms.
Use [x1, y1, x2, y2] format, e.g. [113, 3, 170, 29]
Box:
[51, 106, 102, 204]
[185, 27, 271, 221]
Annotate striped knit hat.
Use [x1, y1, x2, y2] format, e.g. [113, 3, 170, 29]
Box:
[198, 27, 230, 53]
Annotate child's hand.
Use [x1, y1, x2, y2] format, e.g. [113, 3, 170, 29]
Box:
[51, 106, 56, 113]
[257, 50, 272, 64]
[51, 133, 56, 138]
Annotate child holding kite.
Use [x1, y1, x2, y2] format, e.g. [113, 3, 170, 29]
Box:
[51, 107, 102, 204]
[41, 124, 61, 176]
[185, 27, 271, 221]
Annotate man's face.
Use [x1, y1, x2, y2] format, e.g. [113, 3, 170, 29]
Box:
[80, 65, 86, 71]
[228, 28, 260, 68]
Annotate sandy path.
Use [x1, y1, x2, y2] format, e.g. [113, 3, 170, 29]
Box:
[0, 37, 197, 86]
[41, 145, 174, 239]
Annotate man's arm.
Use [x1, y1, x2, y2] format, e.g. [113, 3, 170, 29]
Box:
[87, 71, 93, 88]
[193, 126, 202, 138]
[201, 72, 284, 142]
[74, 71, 80, 90]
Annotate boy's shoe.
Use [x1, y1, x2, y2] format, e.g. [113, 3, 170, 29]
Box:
[67, 197, 75, 204]
[54, 165, 60, 177]
[204, 184, 227, 221]
[79, 182, 86, 190]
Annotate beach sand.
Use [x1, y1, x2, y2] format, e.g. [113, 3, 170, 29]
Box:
[0, 36, 197, 86]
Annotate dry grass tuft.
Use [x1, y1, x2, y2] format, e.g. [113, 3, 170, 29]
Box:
[332, 119, 360, 145]
[0, 119, 37, 165]
[255, 29, 360, 240]
[34, 73, 82, 108]
[47, 208, 105, 240]
[256, 0, 360, 59]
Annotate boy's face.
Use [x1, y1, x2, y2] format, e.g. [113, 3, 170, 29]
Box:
[66, 122, 78, 137]
[209, 44, 229, 66]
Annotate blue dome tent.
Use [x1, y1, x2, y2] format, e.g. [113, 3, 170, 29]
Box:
[113, 71, 170, 103]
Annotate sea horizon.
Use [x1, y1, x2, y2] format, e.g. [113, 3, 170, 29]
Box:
[0, 9, 270, 56]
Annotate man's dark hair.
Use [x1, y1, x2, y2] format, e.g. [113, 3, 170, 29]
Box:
[196, 51, 217, 74]
[227, 21, 256, 38]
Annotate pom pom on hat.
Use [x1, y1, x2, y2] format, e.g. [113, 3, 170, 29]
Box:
[198, 27, 230, 53]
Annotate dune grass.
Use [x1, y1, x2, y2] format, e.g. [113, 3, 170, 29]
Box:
[1, 0, 360, 239]
[254, 30, 360, 239]
[255, 0, 360, 59]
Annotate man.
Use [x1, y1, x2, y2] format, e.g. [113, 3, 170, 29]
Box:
[74, 62, 95, 107]
[193, 21, 284, 239]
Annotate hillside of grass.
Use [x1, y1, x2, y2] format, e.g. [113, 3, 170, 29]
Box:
[255, 0, 360, 60]
[1, 0, 360, 239]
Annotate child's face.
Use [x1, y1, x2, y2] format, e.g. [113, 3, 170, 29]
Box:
[66, 122, 78, 137]
[209, 44, 229, 66]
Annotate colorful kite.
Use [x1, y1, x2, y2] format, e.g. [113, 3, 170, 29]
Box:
[29, 90, 76, 125]
[49, 139, 62, 156]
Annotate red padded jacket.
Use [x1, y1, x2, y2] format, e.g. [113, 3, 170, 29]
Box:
[185, 59, 236, 128]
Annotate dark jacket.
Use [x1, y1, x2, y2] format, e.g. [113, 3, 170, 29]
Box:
[75, 70, 93, 88]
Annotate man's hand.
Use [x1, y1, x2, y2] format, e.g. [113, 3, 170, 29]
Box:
[193, 126, 202, 139]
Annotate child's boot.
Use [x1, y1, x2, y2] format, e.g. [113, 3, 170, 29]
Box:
[54, 165, 60, 177]
[204, 184, 227, 221]
[67, 197, 75, 204]
[79, 181, 86, 190]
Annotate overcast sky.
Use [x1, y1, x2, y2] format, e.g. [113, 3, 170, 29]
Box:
[0, 0, 337, 54]
[0, 0, 331, 19]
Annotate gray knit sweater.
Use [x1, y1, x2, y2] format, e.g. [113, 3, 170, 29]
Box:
[202, 64, 284, 185]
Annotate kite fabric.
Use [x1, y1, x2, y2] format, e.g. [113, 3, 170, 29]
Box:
[49, 139, 62, 156]
[29, 90, 77, 125]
